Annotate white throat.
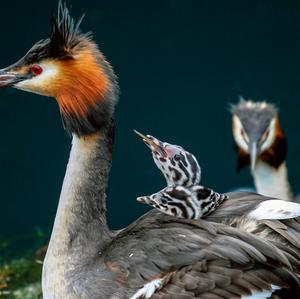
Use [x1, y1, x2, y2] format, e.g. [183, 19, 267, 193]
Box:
[42, 132, 112, 299]
[253, 160, 293, 201]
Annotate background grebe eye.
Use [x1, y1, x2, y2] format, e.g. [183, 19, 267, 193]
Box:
[240, 128, 249, 143]
[31, 64, 43, 76]
[260, 129, 270, 144]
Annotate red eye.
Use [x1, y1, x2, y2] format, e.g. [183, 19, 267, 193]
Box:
[31, 64, 43, 76]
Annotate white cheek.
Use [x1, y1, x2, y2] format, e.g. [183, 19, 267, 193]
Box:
[233, 115, 248, 152]
[260, 119, 276, 152]
[14, 63, 59, 95]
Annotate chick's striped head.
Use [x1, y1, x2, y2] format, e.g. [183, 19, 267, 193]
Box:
[137, 185, 228, 220]
[134, 130, 201, 187]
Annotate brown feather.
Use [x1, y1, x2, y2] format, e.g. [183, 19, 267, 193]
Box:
[236, 146, 250, 172]
[56, 48, 109, 117]
[260, 122, 287, 168]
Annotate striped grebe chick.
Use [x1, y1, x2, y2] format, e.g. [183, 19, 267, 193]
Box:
[134, 130, 201, 187]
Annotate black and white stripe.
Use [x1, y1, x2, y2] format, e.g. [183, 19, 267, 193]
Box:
[137, 185, 228, 220]
[135, 132, 201, 187]
[151, 141, 201, 187]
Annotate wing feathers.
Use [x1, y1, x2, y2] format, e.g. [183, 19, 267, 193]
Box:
[262, 219, 300, 249]
[109, 211, 300, 298]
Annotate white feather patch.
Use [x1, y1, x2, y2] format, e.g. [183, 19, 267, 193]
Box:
[130, 278, 162, 299]
[248, 200, 300, 220]
[242, 285, 280, 299]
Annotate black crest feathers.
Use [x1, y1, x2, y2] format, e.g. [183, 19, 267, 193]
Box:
[18, 2, 91, 65]
[48, 1, 89, 58]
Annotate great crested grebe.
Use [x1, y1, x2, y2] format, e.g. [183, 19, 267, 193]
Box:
[0, 3, 300, 298]
[231, 99, 293, 201]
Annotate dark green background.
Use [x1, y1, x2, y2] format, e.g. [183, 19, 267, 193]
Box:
[0, 0, 300, 236]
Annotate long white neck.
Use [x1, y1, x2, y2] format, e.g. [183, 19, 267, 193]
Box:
[42, 122, 114, 298]
[253, 160, 293, 201]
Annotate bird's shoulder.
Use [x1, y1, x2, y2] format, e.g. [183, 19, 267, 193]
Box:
[206, 191, 270, 220]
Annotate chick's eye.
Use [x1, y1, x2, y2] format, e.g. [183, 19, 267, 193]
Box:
[174, 154, 181, 161]
[31, 65, 43, 76]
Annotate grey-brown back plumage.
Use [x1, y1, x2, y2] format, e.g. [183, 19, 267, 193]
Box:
[104, 210, 300, 298]
[206, 191, 266, 221]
